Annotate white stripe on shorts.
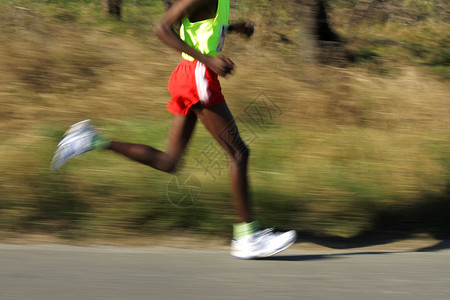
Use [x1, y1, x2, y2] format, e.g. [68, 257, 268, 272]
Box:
[195, 61, 210, 105]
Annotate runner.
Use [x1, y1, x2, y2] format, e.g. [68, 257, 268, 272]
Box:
[51, 0, 296, 259]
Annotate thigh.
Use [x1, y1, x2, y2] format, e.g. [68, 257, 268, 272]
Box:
[192, 102, 247, 157]
[166, 113, 198, 158]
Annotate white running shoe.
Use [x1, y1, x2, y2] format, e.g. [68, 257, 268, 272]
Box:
[231, 228, 297, 259]
[51, 119, 98, 170]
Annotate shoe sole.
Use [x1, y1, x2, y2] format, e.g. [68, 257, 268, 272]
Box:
[231, 232, 297, 260]
[255, 236, 296, 258]
[51, 120, 97, 170]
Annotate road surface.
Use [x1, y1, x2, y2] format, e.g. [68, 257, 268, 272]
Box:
[1, 243, 449, 299]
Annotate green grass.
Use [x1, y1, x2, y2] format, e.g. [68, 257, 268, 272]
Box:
[0, 0, 449, 243]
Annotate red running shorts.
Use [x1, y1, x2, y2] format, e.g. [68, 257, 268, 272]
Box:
[167, 59, 225, 116]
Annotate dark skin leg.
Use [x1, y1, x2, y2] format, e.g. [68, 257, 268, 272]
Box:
[107, 102, 252, 223]
[108, 113, 197, 173]
[192, 102, 252, 223]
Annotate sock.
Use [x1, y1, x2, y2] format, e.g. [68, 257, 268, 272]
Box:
[92, 135, 110, 150]
[233, 221, 259, 239]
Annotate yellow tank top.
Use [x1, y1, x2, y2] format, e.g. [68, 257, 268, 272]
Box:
[180, 0, 230, 61]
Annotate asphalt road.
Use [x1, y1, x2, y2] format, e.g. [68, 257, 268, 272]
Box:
[1, 243, 449, 300]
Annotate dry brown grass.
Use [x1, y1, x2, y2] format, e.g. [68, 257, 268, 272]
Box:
[0, 1, 449, 240]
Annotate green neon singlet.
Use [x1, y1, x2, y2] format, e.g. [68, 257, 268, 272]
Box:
[180, 0, 230, 61]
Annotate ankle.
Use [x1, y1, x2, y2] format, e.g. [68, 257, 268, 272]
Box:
[92, 135, 111, 150]
[233, 221, 259, 239]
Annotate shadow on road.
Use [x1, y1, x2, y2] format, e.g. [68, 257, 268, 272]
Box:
[259, 251, 398, 262]
[262, 232, 450, 262]
[296, 231, 450, 251]
[415, 240, 450, 252]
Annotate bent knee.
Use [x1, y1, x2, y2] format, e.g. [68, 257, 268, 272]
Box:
[230, 144, 250, 165]
[164, 164, 178, 174]
[159, 157, 183, 174]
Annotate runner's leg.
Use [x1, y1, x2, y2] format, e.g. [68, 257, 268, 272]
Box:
[107, 114, 197, 173]
[192, 102, 252, 223]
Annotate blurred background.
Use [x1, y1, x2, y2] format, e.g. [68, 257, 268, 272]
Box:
[0, 0, 449, 245]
